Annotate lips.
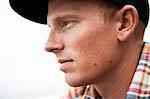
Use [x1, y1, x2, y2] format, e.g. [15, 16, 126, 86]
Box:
[58, 59, 74, 72]
[58, 59, 74, 64]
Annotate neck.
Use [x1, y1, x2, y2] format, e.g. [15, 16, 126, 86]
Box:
[93, 41, 144, 99]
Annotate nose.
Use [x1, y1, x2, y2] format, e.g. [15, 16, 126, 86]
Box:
[45, 32, 64, 53]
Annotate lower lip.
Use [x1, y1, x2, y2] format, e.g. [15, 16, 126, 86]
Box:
[59, 61, 73, 72]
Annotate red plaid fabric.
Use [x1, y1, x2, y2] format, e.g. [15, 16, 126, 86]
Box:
[126, 42, 150, 99]
[60, 42, 150, 99]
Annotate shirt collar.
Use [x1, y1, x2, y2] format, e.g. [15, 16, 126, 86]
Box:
[126, 42, 150, 98]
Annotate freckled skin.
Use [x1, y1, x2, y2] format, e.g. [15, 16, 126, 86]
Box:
[94, 63, 97, 66]
[46, 0, 122, 87]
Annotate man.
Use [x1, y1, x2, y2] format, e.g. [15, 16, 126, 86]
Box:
[9, 0, 150, 99]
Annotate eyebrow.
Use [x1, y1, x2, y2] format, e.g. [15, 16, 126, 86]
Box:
[56, 14, 80, 21]
[47, 14, 81, 27]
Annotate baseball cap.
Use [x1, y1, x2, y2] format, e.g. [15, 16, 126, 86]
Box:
[9, 0, 149, 26]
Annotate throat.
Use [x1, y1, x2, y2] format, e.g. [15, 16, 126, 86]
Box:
[94, 66, 136, 99]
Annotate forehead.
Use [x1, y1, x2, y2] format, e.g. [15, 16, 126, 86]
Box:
[47, 0, 104, 20]
[49, 0, 101, 7]
[48, 0, 105, 14]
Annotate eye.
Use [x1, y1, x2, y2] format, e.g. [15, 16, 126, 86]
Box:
[60, 19, 78, 30]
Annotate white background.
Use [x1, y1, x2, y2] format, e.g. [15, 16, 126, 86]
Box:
[0, 0, 150, 99]
[0, 0, 68, 99]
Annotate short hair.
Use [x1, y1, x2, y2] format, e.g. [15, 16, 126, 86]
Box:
[98, 0, 149, 27]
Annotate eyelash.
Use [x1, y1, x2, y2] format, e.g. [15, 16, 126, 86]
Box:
[60, 19, 78, 30]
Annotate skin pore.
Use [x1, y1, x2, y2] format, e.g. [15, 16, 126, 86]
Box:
[45, 0, 145, 98]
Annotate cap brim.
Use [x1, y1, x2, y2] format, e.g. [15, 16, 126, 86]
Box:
[9, 0, 48, 24]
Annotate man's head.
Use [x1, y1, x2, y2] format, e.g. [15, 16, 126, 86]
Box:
[10, 0, 149, 87]
[45, 0, 147, 86]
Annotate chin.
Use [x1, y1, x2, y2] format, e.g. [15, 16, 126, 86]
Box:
[66, 80, 85, 87]
[65, 75, 89, 87]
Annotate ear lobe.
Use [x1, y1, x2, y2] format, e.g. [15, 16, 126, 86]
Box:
[117, 5, 138, 42]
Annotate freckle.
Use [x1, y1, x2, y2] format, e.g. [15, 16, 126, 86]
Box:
[94, 63, 97, 66]
[110, 60, 112, 63]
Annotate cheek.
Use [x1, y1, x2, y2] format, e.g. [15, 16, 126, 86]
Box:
[70, 33, 105, 70]
[71, 31, 107, 60]
[71, 30, 118, 69]
[63, 34, 120, 85]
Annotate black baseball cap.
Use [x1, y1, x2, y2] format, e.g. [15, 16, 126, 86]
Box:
[9, 0, 149, 26]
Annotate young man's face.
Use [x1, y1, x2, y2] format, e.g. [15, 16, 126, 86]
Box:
[46, 0, 121, 86]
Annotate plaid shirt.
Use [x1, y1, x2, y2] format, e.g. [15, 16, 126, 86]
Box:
[60, 42, 150, 99]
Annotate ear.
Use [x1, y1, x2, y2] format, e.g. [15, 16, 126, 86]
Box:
[116, 5, 139, 42]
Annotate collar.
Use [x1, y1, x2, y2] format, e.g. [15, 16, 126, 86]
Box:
[126, 42, 150, 98]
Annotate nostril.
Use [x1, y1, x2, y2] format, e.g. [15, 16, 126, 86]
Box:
[44, 45, 50, 52]
[45, 48, 60, 53]
[44, 44, 64, 53]
[44, 44, 53, 52]
[51, 48, 60, 53]
[44, 47, 51, 52]
[44, 40, 64, 53]
[44, 45, 55, 52]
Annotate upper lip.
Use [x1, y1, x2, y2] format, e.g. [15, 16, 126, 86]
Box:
[58, 59, 73, 64]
